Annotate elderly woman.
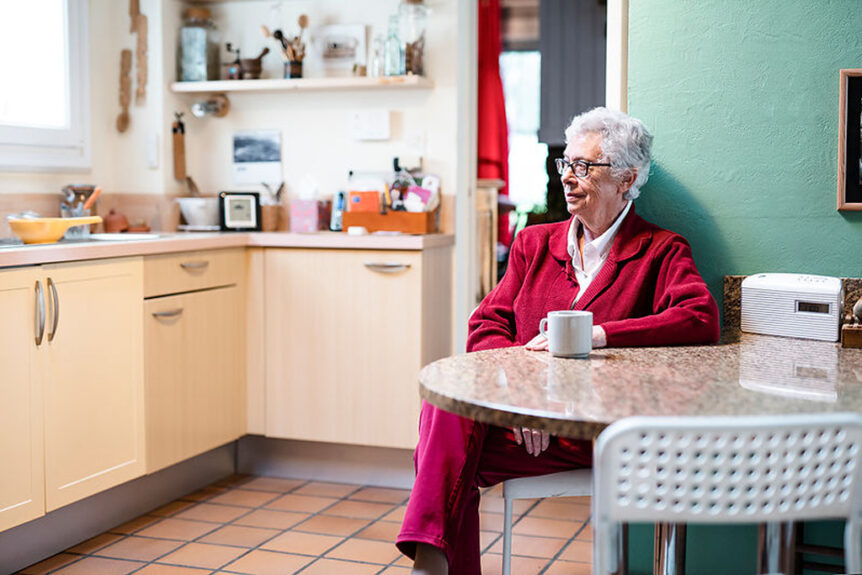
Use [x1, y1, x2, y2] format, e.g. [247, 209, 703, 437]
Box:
[397, 107, 719, 574]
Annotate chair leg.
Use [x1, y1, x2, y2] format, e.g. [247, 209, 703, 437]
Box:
[654, 522, 686, 575]
[759, 521, 796, 574]
[502, 496, 513, 575]
[846, 519, 861, 574]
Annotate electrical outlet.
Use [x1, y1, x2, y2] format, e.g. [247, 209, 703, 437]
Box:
[351, 110, 391, 141]
[406, 129, 425, 154]
[146, 132, 159, 169]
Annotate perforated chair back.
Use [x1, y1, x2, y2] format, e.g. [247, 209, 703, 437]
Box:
[592, 413, 862, 575]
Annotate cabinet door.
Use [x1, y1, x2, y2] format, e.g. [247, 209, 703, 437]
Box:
[42, 258, 145, 511]
[265, 249, 422, 449]
[0, 267, 44, 530]
[145, 286, 245, 472]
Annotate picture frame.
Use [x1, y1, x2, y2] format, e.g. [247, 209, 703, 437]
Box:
[219, 191, 261, 231]
[838, 69, 862, 210]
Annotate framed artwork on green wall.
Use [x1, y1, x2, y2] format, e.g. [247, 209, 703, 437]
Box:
[838, 69, 862, 211]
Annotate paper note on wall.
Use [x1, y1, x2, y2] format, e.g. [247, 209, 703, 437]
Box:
[232, 130, 282, 185]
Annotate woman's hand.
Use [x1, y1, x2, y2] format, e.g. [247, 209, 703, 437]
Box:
[524, 333, 549, 351]
[524, 326, 607, 351]
[512, 427, 550, 456]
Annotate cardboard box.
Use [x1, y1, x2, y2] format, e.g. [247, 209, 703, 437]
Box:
[289, 199, 331, 233]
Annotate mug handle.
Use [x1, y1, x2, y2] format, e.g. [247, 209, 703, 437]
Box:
[539, 318, 548, 338]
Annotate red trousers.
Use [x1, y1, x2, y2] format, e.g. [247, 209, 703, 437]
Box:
[396, 401, 592, 574]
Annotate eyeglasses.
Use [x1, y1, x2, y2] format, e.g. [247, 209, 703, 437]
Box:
[555, 158, 611, 179]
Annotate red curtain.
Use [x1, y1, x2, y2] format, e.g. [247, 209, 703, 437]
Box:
[477, 0, 511, 247]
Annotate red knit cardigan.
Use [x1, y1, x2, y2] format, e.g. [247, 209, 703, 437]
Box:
[467, 206, 720, 352]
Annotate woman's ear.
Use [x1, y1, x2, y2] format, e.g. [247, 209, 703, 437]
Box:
[618, 169, 638, 194]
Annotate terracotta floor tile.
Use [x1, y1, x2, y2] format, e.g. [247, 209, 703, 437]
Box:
[93, 536, 182, 562]
[296, 558, 381, 575]
[577, 522, 593, 541]
[480, 496, 535, 515]
[19, 553, 81, 575]
[260, 530, 344, 555]
[109, 515, 161, 535]
[206, 489, 280, 508]
[480, 530, 501, 553]
[512, 516, 580, 539]
[264, 494, 337, 514]
[487, 533, 568, 558]
[479, 512, 504, 532]
[292, 481, 357, 499]
[173, 503, 249, 523]
[66, 533, 123, 554]
[558, 539, 593, 563]
[233, 509, 309, 530]
[181, 486, 228, 503]
[558, 495, 591, 506]
[198, 525, 280, 548]
[354, 520, 402, 542]
[136, 518, 220, 541]
[322, 500, 394, 520]
[325, 538, 402, 564]
[213, 474, 254, 488]
[381, 505, 407, 523]
[544, 559, 593, 575]
[151, 501, 195, 517]
[393, 554, 413, 567]
[157, 542, 247, 570]
[239, 476, 305, 493]
[221, 549, 312, 575]
[133, 565, 213, 575]
[294, 514, 370, 537]
[480, 552, 546, 575]
[529, 499, 591, 521]
[379, 567, 411, 574]
[51, 556, 144, 575]
[347, 487, 410, 504]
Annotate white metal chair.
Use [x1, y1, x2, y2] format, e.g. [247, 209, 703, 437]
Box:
[592, 413, 862, 575]
[502, 468, 592, 575]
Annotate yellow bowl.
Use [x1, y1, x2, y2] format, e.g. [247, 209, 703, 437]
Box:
[7, 216, 103, 244]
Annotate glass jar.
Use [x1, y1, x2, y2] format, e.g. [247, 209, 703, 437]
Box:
[383, 14, 404, 76]
[370, 34, 386, 77]
[177, 7, 220, 82]
[398, 0, 428, 75]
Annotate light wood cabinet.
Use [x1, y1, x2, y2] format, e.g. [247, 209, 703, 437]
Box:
[41, 259, 145, 511]
[0, 267, 44, 531]
[264, 247, 452, 449]
[145, 285, 245, 472]
[0, 258, 145, 518]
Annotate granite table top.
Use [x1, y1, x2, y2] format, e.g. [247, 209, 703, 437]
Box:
[418, 332, 862, 439]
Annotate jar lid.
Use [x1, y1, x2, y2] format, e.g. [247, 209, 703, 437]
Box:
[183, 7, 212, 20]
[403, 0, 425, 4]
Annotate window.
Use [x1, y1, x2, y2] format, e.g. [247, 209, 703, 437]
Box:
[0, 0, 90, 170]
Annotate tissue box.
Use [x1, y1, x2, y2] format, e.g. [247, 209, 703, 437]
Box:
[289, 199, 331, 233]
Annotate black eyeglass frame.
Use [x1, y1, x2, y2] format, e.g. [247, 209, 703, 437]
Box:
[555, 158, 612, 179]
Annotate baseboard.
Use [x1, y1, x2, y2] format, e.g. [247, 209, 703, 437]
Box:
[236, 436, 416, 489]
[0, 444, 235, 575]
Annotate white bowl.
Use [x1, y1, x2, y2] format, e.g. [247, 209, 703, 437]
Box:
[176, 197, 219, 227]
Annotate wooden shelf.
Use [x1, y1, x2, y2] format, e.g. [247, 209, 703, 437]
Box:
[170, 75, 434, 94]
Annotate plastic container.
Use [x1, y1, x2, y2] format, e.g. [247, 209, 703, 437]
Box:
[177, 7, 220, 82]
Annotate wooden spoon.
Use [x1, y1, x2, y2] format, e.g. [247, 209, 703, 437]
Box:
[117, 50, 132, 132]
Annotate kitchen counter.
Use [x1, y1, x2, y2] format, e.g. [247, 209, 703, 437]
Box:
[419, 330, 862, 439]
[0, 231, 455, 268]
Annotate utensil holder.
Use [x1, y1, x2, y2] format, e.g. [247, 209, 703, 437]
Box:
[284, 61, 303, 79]
[60, 206, 92, 239]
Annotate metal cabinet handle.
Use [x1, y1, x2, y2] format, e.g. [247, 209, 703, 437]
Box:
[180, 261, 209, 270]
[363, 262, 411, 273]
[152, 308, 184, 319]
[47, 277, 59, 342]
[34, 280, 45, 346]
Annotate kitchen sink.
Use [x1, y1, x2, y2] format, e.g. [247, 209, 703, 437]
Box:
[0, 233, 163, 248]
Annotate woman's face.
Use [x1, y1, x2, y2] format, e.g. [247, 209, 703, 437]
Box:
[561, 132, 630, 230]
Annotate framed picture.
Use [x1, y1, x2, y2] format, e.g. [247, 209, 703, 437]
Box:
[219, 191, 261, 231]
[838, 69, 862, 210]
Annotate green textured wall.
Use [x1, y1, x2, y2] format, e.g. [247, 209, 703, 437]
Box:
[626, 3, 860, 573]
[629, 0, 862, 309]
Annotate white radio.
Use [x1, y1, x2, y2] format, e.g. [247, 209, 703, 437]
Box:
[741, 273, 843, 342]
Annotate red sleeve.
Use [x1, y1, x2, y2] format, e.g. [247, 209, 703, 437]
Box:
[466, 232, 528, 352]
[601, 237, 720, 347]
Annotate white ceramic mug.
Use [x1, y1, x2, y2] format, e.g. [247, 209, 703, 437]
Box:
[539, 310, 593, 358]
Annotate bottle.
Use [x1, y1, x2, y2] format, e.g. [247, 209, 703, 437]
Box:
[384, 14, 404, 76]
[177, 8, 220, 82]
[398, 0, 428, 75]
[370, 35, 386, 78]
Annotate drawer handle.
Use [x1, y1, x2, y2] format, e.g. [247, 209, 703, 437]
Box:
[363, 262, 411, 273]
[180, 261, 209, 271]
[34, 280, 45, 346]
[152, 308, 184, 319]
[47, 277, 59, 342]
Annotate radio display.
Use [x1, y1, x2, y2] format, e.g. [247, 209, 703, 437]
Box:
[797, 301, 830, 314]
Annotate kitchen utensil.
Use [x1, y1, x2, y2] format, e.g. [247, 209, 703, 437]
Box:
[117, 50, 132, 133]
[185, 176, 200, 197]
[239, 47, 269, 79]
[539, 310, 593, 358]
[103, 209, 130, 233]
[134, 13, 148, 104]
[129, 0, 139, 32]
[83, 186, 102, 211]
[190, 94, 230, 118]
[175, 197, 218, 227]
[61, 185, 98, 209]
[7, 216, 102, 244]
[172, 112, 186, 180]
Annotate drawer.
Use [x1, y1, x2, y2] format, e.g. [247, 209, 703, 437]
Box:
[144, 248, 244, 298]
